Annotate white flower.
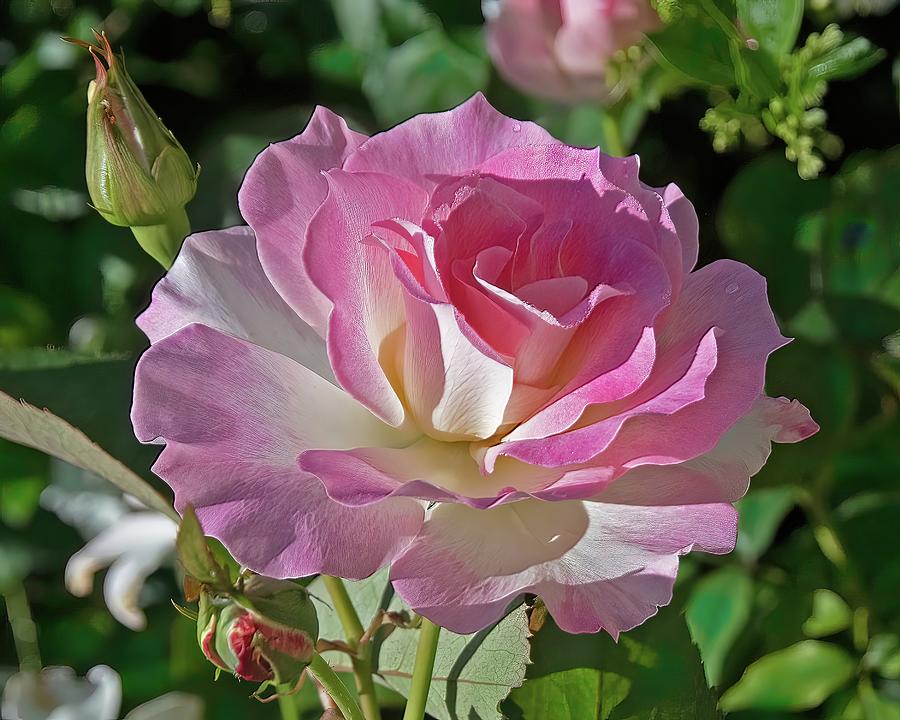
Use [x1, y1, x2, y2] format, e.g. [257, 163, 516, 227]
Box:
[64, 511, 177, 631]
[41, 463, 177, 631]
[1, 666, 203, 720]
[1, 665, 120, 720]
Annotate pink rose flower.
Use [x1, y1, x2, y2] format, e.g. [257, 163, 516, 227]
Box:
[483, 0, 661, 103]
[132, 95, 817, 636]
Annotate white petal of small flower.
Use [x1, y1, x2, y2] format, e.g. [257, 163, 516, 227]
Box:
[1, 665, 121, 720]
[64, 513, 177, 631]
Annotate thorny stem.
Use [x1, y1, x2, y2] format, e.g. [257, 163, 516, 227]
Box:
[401, 618, 441, 720]
[321, 576, 382, 720]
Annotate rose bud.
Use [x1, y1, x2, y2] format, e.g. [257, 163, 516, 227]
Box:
[197, 576, 318, 687]
[66, 31, 198, 268]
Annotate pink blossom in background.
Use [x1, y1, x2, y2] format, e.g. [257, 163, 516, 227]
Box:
[132, 95, 817, 636]
[482, 0, 661, 103]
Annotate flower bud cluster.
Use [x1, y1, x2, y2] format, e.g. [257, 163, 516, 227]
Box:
[699, 22, 858, 178]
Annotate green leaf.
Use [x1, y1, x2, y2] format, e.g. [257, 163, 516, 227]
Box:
[647, 9, 735, 87]
[836, 497, 900, 623]
[866, 635, 900, 680]
[329, 0, 388, 55]
[824, 295, 900, 346]
[815, 148, 900, 304]
[0, 389, 177, 521]
[718, 153, 830, 318]
[310, 570, 529, 720]
[808, 37, 886, 82]
[363, 28, 488, 126]
[686, 567, 755, 687]
[175, 505, 232, 589]
[504, 604, 721, 719]
[0, 348, 125, 371]
[788, 299, 839, 344]
[0, 474, 44, 528]
[857, 679, 900, 720]
[733, 42, 782, 97]
[736, 487, 796, 561]
[0, 353, 159, 480]
[803, 589, 852, 638]
[736, 0, 803, 56]
[720, 640, 856, 711]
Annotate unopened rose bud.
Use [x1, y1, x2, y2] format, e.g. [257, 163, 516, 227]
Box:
[66, 31, 198, 268]
[197, 576, 318, 687]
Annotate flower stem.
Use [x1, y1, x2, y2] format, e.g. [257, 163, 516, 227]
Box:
[277, 693, 299, 720]
[130, 206, 190, 269]
[3, 581, 41, 672]
[402, 618, 441, 720]
[321, 576, 382, 720]
[599, 112, 626, 157]
[308, 654, 366, 720]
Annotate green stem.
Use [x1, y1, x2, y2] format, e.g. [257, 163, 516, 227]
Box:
[277, 693, 299, 720]
[599, 112, 626, 157]
[321, 576, 382, 720]
[3, 582, 41, 672]
[308, 654, 366, 720]
[130, 206, 190, 269]
[402, 618, 441, 720]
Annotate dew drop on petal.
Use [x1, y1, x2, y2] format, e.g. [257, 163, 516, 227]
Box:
[725, 283, 739, 295]
[512, 123, 521, 133]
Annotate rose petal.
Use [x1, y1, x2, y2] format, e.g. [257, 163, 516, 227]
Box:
[402, 298, 514, 440]
[390, 498, 736, 635]
[131, 323, 423, 579]
[343, 93, 556, 186]
[487, 326, 719, 469]
[596, 394, 819, 506]
[238, 107, 367, 333]
[301, 437, 562, 508]
[305, 169, 429, 426]
[137, 226, 333, 382]
[489, 260, 787, 470]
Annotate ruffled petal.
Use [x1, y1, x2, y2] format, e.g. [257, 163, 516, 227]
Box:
[300, 437, 562, 508]
[305, 169, 429, 426]
[488, 260, 787, 471]
[343, 93, 556, 186]
[137, 226, 333, 381]
[131, 324, 423, 579]
[596, 394, 819, 506]
[390, 498, 736, 635]
[238, 107, 367, 333]
[487, 326, 718, 469]
[402, 296, 513, 440]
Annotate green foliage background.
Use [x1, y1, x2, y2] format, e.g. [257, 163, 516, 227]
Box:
[0, 0, 897, 718]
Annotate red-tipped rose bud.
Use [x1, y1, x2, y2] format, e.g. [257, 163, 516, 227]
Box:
[66, 30, 198, 268]
[197, 576, 318, 688]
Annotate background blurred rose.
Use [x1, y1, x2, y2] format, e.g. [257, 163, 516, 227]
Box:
[482, 0, 660, 102]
